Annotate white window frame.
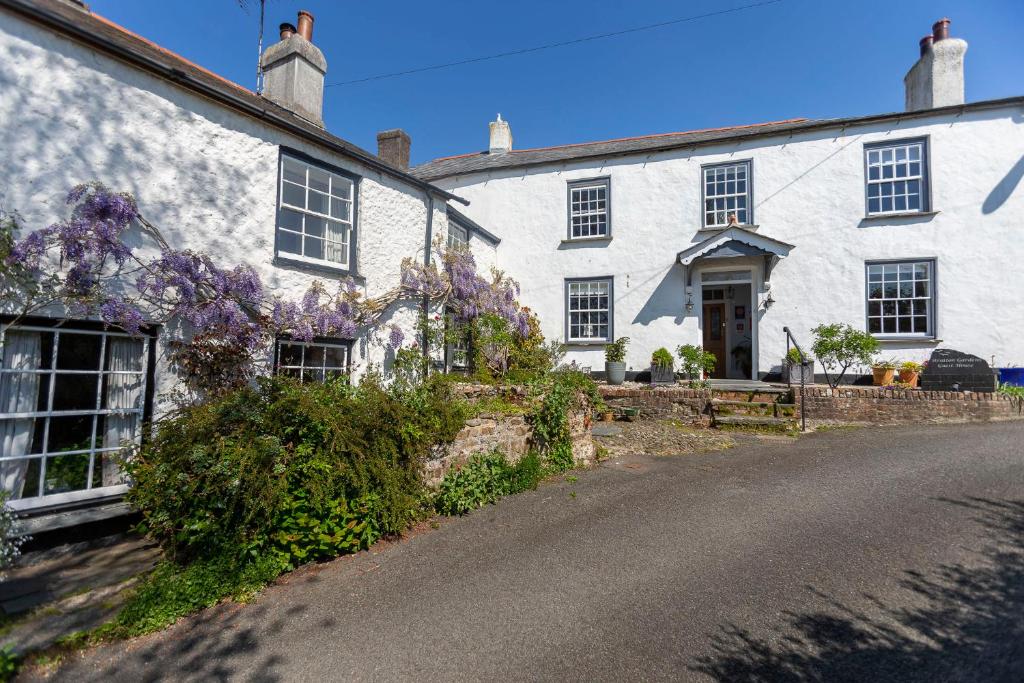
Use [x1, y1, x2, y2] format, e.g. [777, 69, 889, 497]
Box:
[702, 161, 752, 228]
[276, 339, 351, 382]
[0, 324, 150, 510]
[567, 178, 611, 240]
[447, 221, 469, 249]
[277, 152, 356, 271]
[865, 259, 936, 338]
[864, 139, 929, 216]
[565, 278, 613, 343]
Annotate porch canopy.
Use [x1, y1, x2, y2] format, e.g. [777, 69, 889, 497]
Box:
[676, 226, 794, 287]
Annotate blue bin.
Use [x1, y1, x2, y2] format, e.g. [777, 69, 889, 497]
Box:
[998, 368, 1024, 387]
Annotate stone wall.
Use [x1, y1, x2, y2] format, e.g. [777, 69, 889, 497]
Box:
[424, 386, 596, 485]
[599, 385, 711, 424]
[799, 386, 1023, 425]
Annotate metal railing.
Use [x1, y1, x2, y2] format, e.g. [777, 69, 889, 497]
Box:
[783, 326, 808, 432]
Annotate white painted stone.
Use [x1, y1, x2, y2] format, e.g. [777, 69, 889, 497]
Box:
[905, 38, 968, 112]
[489, 114, 512, 154]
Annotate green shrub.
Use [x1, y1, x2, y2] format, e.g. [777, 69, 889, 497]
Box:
[435, 450, 544, 516]
[126, 373, 466, 564]
[785, 347, 812, 365]
[604, 337, 630, 363]
[651, 347, 675, 369]
[270, 492, 382, 570]
[810, 323, 880, 388]
[677, 344, 716, 378]
[0, 646, 19, 682]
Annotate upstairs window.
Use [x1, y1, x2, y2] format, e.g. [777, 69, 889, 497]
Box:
[703, 161, 751, 228]
[447, 221, 469, 249]
[866, 260, 935, 337]
[565, 278, 612, 343]
[277, 154, 356, 270]
[864, 139, 929, 215]
[567, 178, 610, 239]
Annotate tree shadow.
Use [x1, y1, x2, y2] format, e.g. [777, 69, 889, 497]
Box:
[691, 497, 1024, 682]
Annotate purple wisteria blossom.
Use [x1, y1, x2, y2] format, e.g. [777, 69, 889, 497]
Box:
[388, 324, 405, 349]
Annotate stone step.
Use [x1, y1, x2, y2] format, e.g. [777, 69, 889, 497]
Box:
[713, 415, 793, 427]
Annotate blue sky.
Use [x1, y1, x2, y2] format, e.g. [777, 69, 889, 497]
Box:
[87, 0, 1023, 165]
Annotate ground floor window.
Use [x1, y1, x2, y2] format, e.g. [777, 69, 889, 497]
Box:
[276, 339, 350, 382]
[566, 278, 612, 343]
[0, 324, 150, 503]
[866, 260, 935, 336]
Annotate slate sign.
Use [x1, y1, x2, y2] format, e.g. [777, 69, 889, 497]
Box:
[919, 348, 997, 393]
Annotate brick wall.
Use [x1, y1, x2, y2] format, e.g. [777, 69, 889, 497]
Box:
[799, 386, 1023, 425]
[599, 385, 711, 424]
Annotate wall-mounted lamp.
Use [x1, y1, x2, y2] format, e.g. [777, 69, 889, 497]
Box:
[763, 290, 776, 309]
[685, 286, 694, 313]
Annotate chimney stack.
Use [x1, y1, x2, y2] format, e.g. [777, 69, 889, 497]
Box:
[377, 129, 412, 169]
[489, 114, 513, 154]
[260, 10, 327, 126]
[904, 17, 967, 112]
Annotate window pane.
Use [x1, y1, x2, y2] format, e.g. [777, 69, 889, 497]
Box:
[308, 167, 330, 193]
[52, 373, 99, 411]
[43, 452, 90, 495]
[331, 176, 353, 200]
[307, 190, 329, 215]
[280, 208, 303, 232]
[281, 181, 305, 208]
[278, 230, 301, 255]
[330, 198, 351, 221]
[56, 334, 102, 370]
[324, 346, 347, 369]
[282, 158, 306, 184]
[304, 236, 324, 260]
[279, 343, 303, 367]
[305, 216, 325, 238]
[46, 414, 94, 454]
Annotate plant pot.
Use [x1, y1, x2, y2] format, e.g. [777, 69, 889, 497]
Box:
[898, 369, 919, 387]
[872, 367, 895, 386]
[605, 361, 626, 385]
[601, 411, 615, 422]
[650, 365, 676, 386]
[782, 359, 815, 385]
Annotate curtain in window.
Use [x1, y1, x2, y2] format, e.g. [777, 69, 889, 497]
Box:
[324, 222, 346, 264]
[0, 331, 42, 500]
[101, 337, 144, 487]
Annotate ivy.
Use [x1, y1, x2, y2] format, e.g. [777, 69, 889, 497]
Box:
[529, 370, 601, 472]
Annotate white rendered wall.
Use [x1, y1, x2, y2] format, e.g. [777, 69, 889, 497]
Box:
[433, 105, 1024, 377]
[0, 11, 438, 412]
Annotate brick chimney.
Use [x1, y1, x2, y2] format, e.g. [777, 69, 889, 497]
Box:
[376, 129, 412, 169]
[260, 10, 327, 126]
[489, 113, 512, 154]
[904, 18, 967, 112]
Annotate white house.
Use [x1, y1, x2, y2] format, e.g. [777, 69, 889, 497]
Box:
[414, 19, 1024, 382]
[0, 0, 490, 519]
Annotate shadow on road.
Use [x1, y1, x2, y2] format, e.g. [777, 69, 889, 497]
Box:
[691, 497, 1024, 682]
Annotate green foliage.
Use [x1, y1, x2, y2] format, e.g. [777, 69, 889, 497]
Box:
[604, 337, 630, 363]
[676, 344, 716, 378]
[100, 553, 284, 639]
[471, 310, 559, 384]
[785, 347, 812, 365]
[810, 323, 880, 388]
[529, 370, 601, 472]
[270, 492, 381, 570]
[434, 451, 542, 515]
[872, 358, 898, 369]
[999, 383, 1024, 413]
[651, 347, 675, 369]
[126, 373, 466, 565]
[899, 360, 924, 372]
[463, 395, 528, 418]
[0, 646, 19, 682]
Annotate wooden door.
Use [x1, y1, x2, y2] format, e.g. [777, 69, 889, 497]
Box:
[702, 303, 727, 379]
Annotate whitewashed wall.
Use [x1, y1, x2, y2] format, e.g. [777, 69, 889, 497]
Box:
[432, 105, 1024, 377]
[0, 10, 440, 410]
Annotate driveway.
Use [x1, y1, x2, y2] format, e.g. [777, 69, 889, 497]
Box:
[41, 421, 1024, 681]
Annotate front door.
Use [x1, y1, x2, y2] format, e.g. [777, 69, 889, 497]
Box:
[702, 303, 727, 379]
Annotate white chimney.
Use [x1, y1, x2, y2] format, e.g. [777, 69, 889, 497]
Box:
[904, 18, 967, 112]
[489, 113, 512, 154]
[260, 11, 327, 126]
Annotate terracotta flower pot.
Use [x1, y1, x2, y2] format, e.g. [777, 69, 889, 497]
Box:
[898, 369, 920, 387]
[872, 367, 895, 386]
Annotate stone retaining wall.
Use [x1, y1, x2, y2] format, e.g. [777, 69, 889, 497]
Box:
[798, 386, 1023, 425]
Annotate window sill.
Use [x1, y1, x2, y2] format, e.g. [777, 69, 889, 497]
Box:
[561, 236, 612, 245]
[872, 336, 942, 344]
[697, 223, 758, 233]
[860, 211, 939, 223]
[565, 340, 611, 347]
[273, 255, 365, 283]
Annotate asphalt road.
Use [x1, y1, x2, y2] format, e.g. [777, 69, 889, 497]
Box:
[46, 421, 1024, 682]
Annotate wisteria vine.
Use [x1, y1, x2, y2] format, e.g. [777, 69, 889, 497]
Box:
[0, 182, 529, 387]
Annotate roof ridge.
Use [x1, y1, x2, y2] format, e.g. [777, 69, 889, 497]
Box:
[423, 118, 810, 164]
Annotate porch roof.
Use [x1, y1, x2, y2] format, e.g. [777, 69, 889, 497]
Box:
[676, 226, 794, 286]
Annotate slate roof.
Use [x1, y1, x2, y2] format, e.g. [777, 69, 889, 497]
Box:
[413, 96, 1024, 181]
[3, 0, 464, 204]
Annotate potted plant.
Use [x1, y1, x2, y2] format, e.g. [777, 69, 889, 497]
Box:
[898, 360, 924, 387]
[650, 347, 676, 386]
[604, 336, 629, 386]
[782, 347, 815, 385]
[872, 359, 898, 386]
[676, 344, 717, 382]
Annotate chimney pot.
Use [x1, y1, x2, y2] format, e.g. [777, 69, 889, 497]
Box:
[297, 10, 314, 41]
[377, 129, 412, 170]
[919, 35, 933, 56]
[279, 23, 296, 41]
[932, 17, 951, 42]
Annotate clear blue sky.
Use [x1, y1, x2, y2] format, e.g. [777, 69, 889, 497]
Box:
[87, 0, 1023, 165]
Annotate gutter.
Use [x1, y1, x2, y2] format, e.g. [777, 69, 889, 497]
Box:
[1, 0, 468, 206]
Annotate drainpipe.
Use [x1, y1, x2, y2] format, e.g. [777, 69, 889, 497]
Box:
[421, 193, 435, 374]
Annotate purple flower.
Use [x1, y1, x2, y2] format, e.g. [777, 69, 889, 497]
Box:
[388, 324, 404, 349]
